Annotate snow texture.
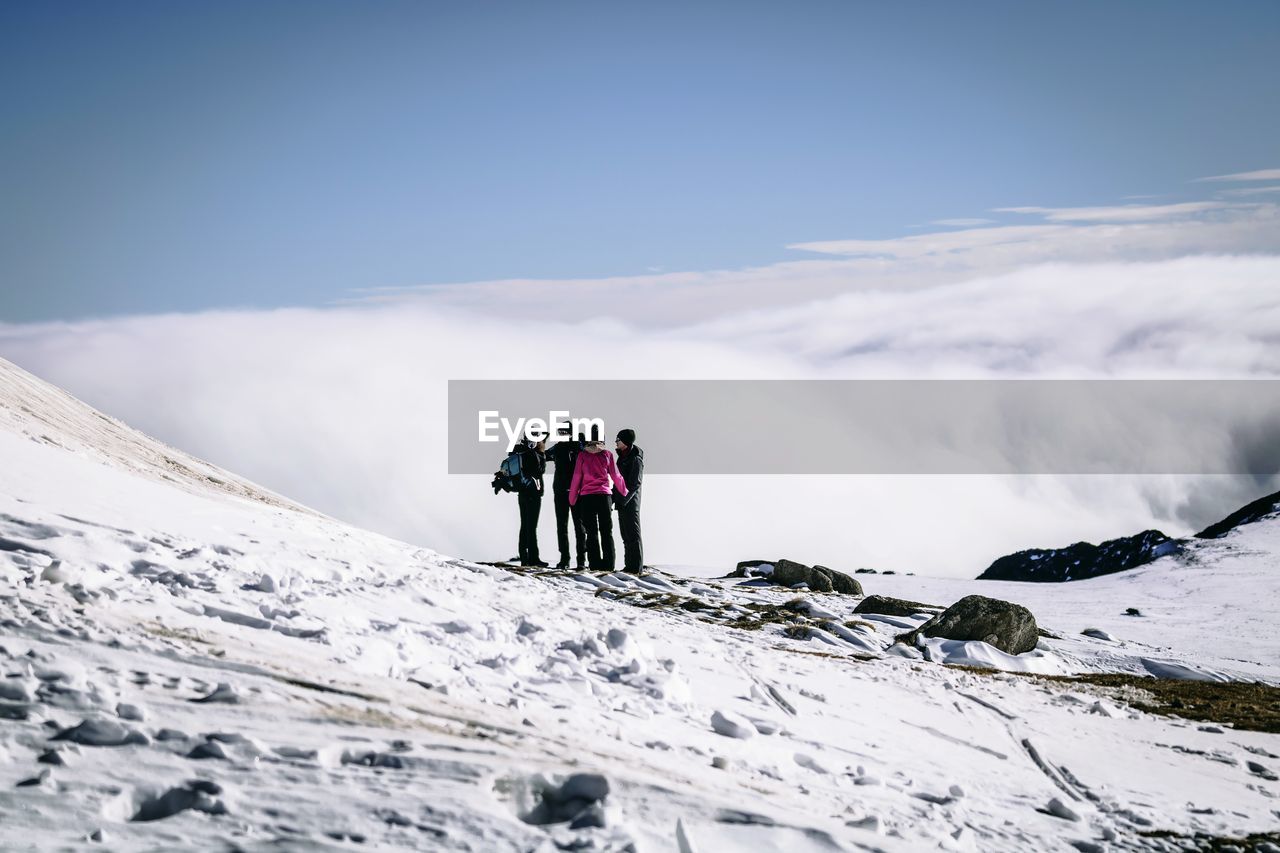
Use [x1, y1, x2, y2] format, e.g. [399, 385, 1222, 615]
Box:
[0, 356, 1278, 851]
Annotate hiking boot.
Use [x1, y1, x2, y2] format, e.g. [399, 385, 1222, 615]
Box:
[554, 560, 569, 570]
[529, 559, 549, 568]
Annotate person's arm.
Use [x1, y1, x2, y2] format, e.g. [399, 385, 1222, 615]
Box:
[569, 454, 583, 506]
[622, 453, 643, 505]
[608, 453, 628, 498]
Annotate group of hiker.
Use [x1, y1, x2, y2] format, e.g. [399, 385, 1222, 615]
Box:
[494, 426, 644, 573]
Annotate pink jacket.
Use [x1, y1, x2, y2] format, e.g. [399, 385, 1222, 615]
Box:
[569, 449, 628, 506]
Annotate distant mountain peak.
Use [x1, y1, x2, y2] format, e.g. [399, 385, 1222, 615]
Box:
[978, 485, 1280, 583]
[977, 529, 1179, 583]
[1195, 489, 1280, 540]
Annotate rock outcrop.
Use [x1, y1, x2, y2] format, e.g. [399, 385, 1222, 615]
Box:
[731, 559, 863, 595]
[853, 595, 942, 618]
[977, 530, 1178, 583]
[1196, 489, 1280, 539]
[897, 595, 1038, 655]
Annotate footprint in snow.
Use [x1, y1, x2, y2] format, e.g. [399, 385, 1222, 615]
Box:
[190, 682, 241, 704]
[51, 717, 148, 747]
[710, 710, 755, 739]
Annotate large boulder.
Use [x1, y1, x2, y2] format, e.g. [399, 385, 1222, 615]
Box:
[897, 595, 1039, 655]
[854, 595, 942, 618]
[771, 559, 863, 595]
[730, 559, 863, 595]
[730, 559, 774, 577]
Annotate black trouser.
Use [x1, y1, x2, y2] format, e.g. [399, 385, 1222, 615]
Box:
[617, 500, 642, 572]
[577, 493, 615, 570]
[554, 489, 585, 567]
[518, 489, 542, 564]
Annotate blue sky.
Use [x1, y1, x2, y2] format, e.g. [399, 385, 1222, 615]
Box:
[2, 0, 1278, 322]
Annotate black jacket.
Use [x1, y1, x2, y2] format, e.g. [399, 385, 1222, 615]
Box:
[515, 443, 546, 493]
[615, 444, 643, 508]
[544, 439, 581, 493]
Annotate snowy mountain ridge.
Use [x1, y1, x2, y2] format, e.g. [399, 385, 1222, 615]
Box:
[1, 357, 1278, 851]
[977, 485, 1280, 584]
[976, 529, 1180, 583]
[0, 356, 311, 516]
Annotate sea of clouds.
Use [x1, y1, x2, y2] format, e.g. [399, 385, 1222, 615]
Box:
[3, 198, 1279, 576]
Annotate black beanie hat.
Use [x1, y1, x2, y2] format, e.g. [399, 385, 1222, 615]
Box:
[616, 428, 636, 446]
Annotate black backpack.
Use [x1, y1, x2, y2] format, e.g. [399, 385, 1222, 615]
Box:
[492, 449, 532, 494]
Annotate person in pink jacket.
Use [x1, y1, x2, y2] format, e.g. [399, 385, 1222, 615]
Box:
[569, 432, 628, 570]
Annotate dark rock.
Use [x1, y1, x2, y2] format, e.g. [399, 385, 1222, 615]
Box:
[978, 530, 1178, 583]
[522, 772, 611, 826]
[206, 731, 251, 744]
[772, 560, 863, 596]
[0, 702, 31, 721]
[897, 595, 1039, 655]
[730, 559, 774, 578]
[37, 749, 66, 766]
[853, 595, 942, 618]
[1196, 489, 1280, 539]
[732, 559, 862, 594]
[559, 773, 609, 802]
[1247, 760, 1278, 781]
[188, 779, 222, 795]
[854, 568, 877, 574]
[716, 809, 777, 826]
[569, 802, 606, 829]
[813, 565, 862, 595]
[16, 769, 50, 787]
[132, 780, 229, 822]
[186, 740, 230, 760]
[772, 559, 820, 589]
[1124, 607, 1142, 617]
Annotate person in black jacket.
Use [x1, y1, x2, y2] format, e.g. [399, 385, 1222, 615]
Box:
[545, 428, 586, 569]
[614, 428, 644, 573]
[515, 437, 548, 567]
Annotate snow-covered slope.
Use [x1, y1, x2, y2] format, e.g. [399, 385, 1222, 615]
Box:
[0, 356, 310, 514]
[1, 360, 1278, 851]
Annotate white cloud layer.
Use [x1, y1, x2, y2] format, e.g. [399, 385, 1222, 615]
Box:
[993, 201, 1242, 222]
[3, 253, 1278, 577]
[346, 201, 1278, 329]
[5, 177, 1278, 575]
[1195, 168, 1280, 182]
[930, 218, 997, 227]
[1220, 185, 1280, 198]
